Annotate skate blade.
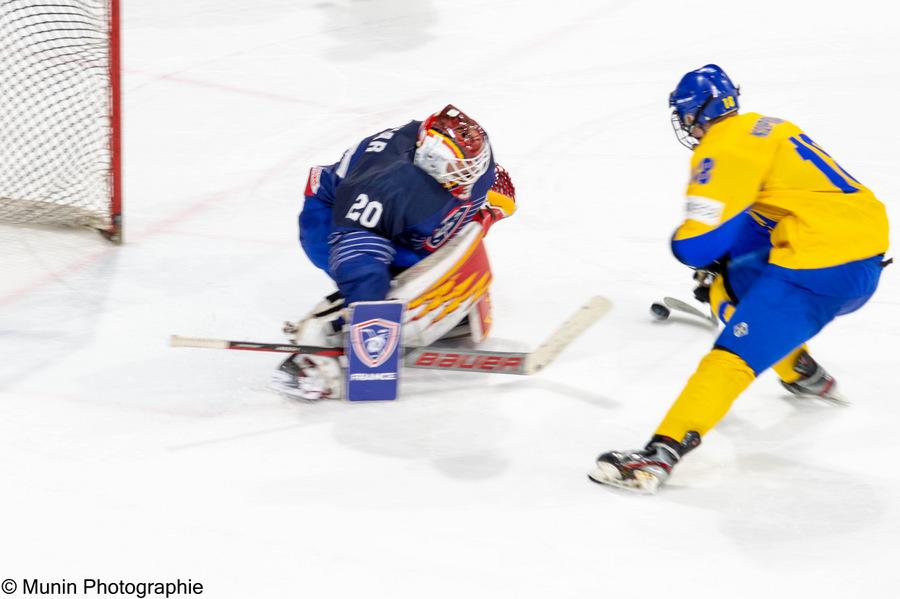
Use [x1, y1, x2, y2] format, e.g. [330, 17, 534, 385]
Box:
[787, 389, 850, 406]
[817, 392, 850, 406]
[820, 387, 849, 405]
[587, 464, 661, 495]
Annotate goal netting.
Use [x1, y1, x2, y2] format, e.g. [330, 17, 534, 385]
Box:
[0, 0, 121, 241]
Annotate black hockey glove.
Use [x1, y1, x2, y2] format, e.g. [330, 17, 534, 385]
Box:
[692, 268, 717, 304]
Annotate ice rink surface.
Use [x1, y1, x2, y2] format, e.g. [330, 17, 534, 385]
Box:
[2, 0, 899, 596]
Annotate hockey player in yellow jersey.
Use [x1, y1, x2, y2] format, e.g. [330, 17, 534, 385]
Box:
[589, 64, 890, 494]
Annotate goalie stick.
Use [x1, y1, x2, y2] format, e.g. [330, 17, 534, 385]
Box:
[170, 296, 611, 376]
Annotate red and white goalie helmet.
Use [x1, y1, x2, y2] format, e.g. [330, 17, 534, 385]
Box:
[413, 104, 492, 200]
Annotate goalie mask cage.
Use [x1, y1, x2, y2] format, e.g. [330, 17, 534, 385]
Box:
[0, 0, 122, 242]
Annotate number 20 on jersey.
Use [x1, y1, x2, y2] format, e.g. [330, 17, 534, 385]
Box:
[346, 193, 383, 228]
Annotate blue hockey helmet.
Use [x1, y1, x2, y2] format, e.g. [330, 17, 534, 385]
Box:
[669, 64, 740, 149]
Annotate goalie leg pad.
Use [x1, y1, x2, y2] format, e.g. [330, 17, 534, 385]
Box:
[467, 290, 492, 343]
[391, 221, 493, 347]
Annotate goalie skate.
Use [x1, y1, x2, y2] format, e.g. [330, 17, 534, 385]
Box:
[271, 353, 344, 401]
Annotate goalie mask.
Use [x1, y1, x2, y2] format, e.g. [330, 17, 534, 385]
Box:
[414, 104, 492, 200]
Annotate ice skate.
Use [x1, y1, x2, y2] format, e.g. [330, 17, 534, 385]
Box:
[270, 353, 344, 401]
[780, 350, 847, 404]
[588, 431, 701, 494]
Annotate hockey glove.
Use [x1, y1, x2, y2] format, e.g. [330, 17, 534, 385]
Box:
[692, 268, 718, 304]
[474, 164, 516, 234]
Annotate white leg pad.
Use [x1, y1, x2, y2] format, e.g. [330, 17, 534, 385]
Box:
[391, 222, 492, 347]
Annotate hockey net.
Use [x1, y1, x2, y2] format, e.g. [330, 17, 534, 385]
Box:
[0, 0, 121, 241]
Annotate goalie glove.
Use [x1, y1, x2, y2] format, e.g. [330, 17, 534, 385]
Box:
[474, 164, 516, 233]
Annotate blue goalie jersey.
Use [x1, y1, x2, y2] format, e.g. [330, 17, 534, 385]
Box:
[299, 120, 496, 304]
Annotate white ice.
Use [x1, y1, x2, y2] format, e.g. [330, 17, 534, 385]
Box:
[2, 1, 899, 597]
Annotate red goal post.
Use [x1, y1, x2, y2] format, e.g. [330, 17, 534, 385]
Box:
[0, 0, 122, 242]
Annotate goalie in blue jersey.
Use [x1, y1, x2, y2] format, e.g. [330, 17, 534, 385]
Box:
[274, 105, 517, 400]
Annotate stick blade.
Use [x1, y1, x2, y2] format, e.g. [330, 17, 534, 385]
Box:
[662, 296, 717, 326]
[525, 296, 612, 374]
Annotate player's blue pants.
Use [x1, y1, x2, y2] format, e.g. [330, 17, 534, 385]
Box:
[716, 250, 884, 374]
[299, 195, 424, 275]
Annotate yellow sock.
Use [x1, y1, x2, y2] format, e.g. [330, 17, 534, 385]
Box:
[771, 345, 808, 384]
[655, 349, 756, 439]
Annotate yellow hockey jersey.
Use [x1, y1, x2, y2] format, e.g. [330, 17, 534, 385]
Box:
[672, 112, 889, 270]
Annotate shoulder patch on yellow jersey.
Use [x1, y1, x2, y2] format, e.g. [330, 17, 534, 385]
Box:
[685, 195, 725, 226]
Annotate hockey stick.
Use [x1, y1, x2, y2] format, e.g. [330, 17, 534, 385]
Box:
[170, 296, 612, 376]
[521, 295, 612, 374]
[657, 296, 718, 327]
